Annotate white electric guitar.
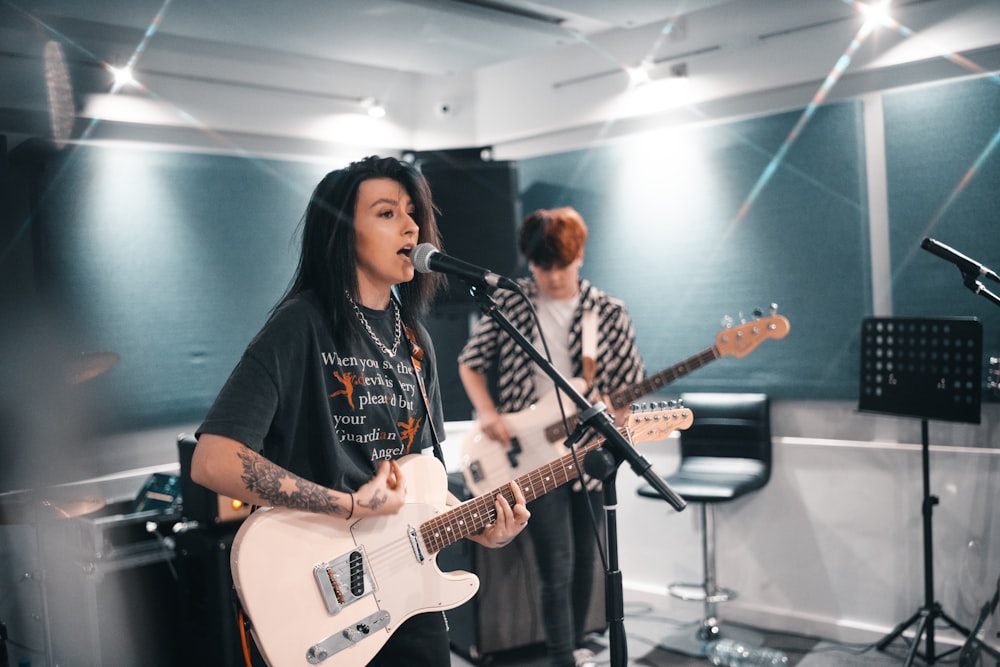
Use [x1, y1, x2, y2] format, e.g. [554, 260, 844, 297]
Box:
[230, 405, 691, 667]
[461, 309, 790, 496]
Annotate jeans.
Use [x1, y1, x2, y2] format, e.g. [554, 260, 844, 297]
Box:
[526, 484, 605, 667]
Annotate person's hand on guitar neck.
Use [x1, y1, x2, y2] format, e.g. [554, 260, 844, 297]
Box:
[459, 479, 531, 549]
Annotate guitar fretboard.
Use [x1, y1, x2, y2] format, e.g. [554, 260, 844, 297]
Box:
[610, 346, 720, 409]
[541, 346, 719, 443]
[418, 433, 611, 554]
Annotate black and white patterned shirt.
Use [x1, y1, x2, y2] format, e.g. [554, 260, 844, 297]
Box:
[458, 278, 645, 413]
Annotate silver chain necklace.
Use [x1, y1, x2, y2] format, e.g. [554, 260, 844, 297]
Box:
[347, 292, 402, 357]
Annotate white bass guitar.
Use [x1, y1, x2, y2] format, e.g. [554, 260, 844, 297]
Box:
[461, 309, 790, 496]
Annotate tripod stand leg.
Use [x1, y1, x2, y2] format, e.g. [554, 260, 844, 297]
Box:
[938, 607, 972, 637]
[877, 608, 922, 651]
[976, 640, 1000, 662]
[903, 611, 929, 667]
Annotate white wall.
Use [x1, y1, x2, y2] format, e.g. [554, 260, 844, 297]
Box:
[610, 401, 1000, 645]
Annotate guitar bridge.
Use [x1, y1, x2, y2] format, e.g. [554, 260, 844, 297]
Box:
[312, 547, 376, 614]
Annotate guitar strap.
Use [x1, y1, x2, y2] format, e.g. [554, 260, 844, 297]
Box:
[581, 307, 598, 388]
[403, 322, 447, 466]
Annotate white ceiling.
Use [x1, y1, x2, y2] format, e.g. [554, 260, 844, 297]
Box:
[1, 0, 999, 159]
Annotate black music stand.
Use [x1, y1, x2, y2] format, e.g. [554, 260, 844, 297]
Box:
[859, 317, 983, 666]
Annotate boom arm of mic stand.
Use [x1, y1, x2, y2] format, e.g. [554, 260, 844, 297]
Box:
[962, 273, 1000, 308]
[468, 285, 686, 511]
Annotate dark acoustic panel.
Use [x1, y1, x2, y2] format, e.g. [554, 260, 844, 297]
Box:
[419, 158, 521, 306]
[423, 308, 476, 421]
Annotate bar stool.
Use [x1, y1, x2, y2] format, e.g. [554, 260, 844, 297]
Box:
[637, 392, 772, 657]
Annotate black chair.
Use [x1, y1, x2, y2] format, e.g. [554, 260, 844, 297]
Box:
[637, 392, 772, 657]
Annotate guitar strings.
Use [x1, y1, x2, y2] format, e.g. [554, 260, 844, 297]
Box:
[361, 423, 637, 572]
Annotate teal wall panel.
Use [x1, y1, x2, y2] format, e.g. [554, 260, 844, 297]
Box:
[883, 76, 1000, 362]
[37, 145, 329, 429]
[518, 101, 870, 399]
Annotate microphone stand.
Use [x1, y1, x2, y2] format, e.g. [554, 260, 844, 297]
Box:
[468, 284, 685, 667]
[960, 270, 1000, 309]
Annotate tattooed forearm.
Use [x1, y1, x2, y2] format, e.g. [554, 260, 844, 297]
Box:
[236, 448, 349, 516]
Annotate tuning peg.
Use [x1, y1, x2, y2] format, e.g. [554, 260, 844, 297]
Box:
[721, 315, 734, 328]
[753, 307, 763, 319]
[770, 303, 779, 314]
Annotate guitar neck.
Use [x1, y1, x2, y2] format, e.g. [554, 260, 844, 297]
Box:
[419, 432, 611, 554]
[610, 345, 720, 409]
[540, 345, 720, 444]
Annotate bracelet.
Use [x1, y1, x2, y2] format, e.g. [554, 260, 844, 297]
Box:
[346, 493, 355, 520]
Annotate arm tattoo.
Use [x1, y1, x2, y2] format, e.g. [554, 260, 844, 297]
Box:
[358, 489, 388, 513]
[237, 448, 349, 517]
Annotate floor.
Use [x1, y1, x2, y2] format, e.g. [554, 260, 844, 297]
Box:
[448, 595, 987, 667]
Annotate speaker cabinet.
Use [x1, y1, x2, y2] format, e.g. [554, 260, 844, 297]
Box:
[177, 433, 251, 525]
[175, 526, 246, 667]
[437, 474, 606, 662]
[40, 530, 182, 667]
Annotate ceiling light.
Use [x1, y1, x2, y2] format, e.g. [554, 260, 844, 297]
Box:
[858, 0, 893, 29]
[110, 65, 137, 88]
[626, 65, 651, 87]
[361, 97, 386, 118]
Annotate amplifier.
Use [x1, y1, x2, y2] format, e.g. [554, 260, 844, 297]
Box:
[43, 500, 182, 666]
[176, 433, 251, 525]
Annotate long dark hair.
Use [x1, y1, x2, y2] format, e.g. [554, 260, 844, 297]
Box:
[279, 155, 444, 346]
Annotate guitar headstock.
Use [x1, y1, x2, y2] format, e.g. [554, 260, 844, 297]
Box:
[716, 303, 790, 359]
[626, 402, 693, 444]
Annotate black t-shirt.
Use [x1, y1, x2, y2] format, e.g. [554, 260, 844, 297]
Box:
[198, 291, 444, 494]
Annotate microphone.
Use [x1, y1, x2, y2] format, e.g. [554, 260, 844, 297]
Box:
[921, 237, 1000, 283]
[410, 243, 520, 291]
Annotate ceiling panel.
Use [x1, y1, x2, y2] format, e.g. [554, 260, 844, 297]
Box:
[0, 0, 997, 155]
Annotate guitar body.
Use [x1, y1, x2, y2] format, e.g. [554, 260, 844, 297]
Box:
[460, 377, 588, 496]
[230, 455, 479, 667]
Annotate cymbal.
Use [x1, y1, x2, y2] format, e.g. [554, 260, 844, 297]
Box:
[66, 351, 119, 384]
[0, 496, 106, 525]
